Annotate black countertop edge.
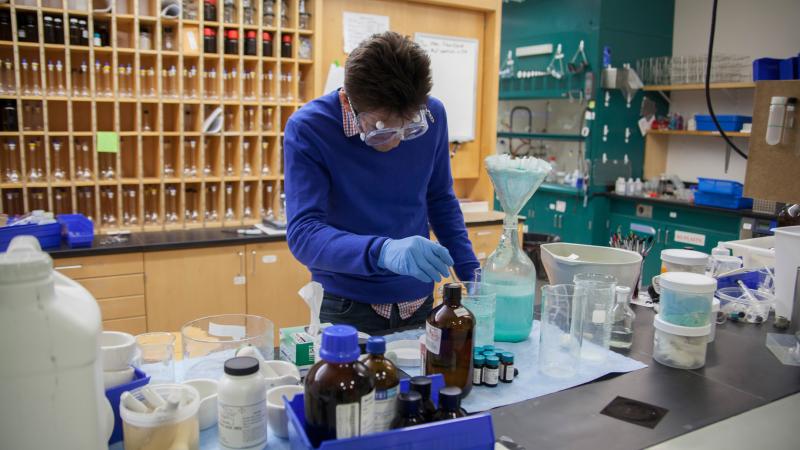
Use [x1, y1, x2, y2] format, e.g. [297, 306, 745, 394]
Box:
[47, 217, 509, 259]
[602, 192, 779, 221]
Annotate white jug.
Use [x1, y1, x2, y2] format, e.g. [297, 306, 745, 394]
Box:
[0, 236, 107, 450]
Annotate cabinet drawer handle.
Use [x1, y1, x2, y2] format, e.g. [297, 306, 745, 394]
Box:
[54, 264, 83, 270]
[656, 228, 661, 244]
[558, 215, 563, 229]
[475, 231, 493, 236]
[553, 215, 558, 228]
[664, 229, 670, 244]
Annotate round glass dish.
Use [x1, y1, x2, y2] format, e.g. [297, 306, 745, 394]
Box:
[716, 287, 774, 324]
[181, 314, 274, 380]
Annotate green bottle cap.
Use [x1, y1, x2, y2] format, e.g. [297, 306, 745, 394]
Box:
[485, 355, 500, 367]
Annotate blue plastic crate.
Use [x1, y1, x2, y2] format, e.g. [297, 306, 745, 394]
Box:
[105, 367, 150, 445]
[753, 57, 781, 80]
[697, 178, 744, 196]
[0, 222, 61, 252]
[695, 191, 753, 210]
[779, 57, 799, 80]
[695, 115, 752, 132]
[57, 214, 95, 248]
[286, 374, 495, 450]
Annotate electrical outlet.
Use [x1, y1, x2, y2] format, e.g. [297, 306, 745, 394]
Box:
[635, 204, 653, 219]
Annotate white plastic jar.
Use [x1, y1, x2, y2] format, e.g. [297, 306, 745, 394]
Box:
[660, 249, 709, 274]
[120, 383, 201, 450]
[658, 272, 717, 327]
[218, 356, 268, 450]
[653, 315, 711, 369]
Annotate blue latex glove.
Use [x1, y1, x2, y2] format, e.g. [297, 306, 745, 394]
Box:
[378, 236, 454, 283]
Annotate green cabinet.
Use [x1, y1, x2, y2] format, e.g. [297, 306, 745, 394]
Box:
[525, 187, 610, 245]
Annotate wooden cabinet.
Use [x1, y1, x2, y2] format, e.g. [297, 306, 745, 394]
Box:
[54, 253, 147, 335]
[468, 225, 503, 264]
[245, 242, 312, 345]
[144, 246, 248, 332]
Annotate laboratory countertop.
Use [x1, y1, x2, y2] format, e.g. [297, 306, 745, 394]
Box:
[490, 307, 800, 450]
[46, 211, 510, 259]
[603, 192, 779, 221]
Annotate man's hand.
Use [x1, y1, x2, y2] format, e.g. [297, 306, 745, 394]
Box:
[378, 236, 454, 283]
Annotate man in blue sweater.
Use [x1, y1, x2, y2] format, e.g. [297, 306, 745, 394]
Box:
[284, 32, 479, 334]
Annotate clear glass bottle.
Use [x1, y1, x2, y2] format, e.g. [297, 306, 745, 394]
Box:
[242, 0, 254, 25]
[482, 155, 550, 342]
[242, 184, 252, 218]
[424, 283, 475, 398]
[610, 285, 635, 349]
[298, 0, 310, 30]
[359, 337, 399, 433]
[52, 139, 65, 180]
[206, 184, 218, 221]
[4, 140, 19, 182]
[165, 186, 178, 223]
[280, 0, 289, 27]
[224, 183, 234, 220]
[263, 0, 275, 26]
[223, 0, 236, 23]
[260, 141, 270, 175]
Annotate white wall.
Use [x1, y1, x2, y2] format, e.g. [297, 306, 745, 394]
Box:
[665, 0, 800, 183]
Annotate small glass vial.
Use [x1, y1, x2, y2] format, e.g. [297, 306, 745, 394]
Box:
[610, 286, 635, 349]
[139, 25, 151, 50]
[408, 376, 436, 422]
[242, 0, 254, 25]
[433, 387, 467, 421]
[298, 0, 311, 29]
[280, 0, 289, 27]
[389, 392, 425, 430]
[218, 357, 267, 450]
[162, 26, 174, 51]
[500, 352, 515, 383]
[482, 356, 499, 387]
[472, 354, 484, 386]
[263, 0, 275, 26]
[223, 0, 236, 23]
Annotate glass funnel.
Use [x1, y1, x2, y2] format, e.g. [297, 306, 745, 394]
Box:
[482, 155, 551, 342]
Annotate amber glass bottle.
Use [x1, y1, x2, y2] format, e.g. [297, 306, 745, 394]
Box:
[389, 391, 426, 429]
[433, 386, 468, 421]
[408, 376, 437, 422]
[304, 325, 376, 447]
[424, 283, 475, 397]
[359, 336, 400, 432]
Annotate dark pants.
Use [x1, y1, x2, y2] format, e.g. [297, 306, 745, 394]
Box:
[319, 293, 434, 335]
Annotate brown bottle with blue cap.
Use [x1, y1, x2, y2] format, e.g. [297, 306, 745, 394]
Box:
[304, 325, 376, 446]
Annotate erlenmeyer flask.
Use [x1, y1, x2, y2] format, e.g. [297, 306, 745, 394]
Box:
[481, 155, 551, 342]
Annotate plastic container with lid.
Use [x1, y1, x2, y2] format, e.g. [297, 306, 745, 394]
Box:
[218, 356, 267, 450]
[653, 315, 710, 369]
[121, 383, 201, 450]
[710, 255, 742, 277]
[716, 286, 775, 324]
[0, 236, 107, 450]
[660, 249, 709, 274]
[659, 272, 717, 327]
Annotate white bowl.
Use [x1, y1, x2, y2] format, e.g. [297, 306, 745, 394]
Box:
[541, 243, 643, 291]
[103, 367, 134, 389]
[182, 378, 219, 430]
[100, 331, 137, 371]
[261, 360, 301, 389]
[266, 385, 303, 439]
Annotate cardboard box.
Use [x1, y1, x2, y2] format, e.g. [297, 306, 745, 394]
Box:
[280, 326, 315, 369]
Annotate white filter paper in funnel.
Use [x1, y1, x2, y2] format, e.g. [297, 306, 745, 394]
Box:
[485, 155, 551, 215]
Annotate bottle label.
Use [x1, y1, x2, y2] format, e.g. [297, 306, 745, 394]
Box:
[503, 363, 515, 382]
[218, 400, 267, 449]
[592, 309, 607, 324]
[425, 322, 442, 356]
[373, 386, 398, 432]
[335, 390, 375, 439]
[472, 366, 482, 385]
[483, 367, 499, 385]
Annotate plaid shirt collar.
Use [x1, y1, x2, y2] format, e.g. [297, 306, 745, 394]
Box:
[339, 89, 359, 137]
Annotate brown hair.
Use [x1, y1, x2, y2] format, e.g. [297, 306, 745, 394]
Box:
[344, 31, 432, 118]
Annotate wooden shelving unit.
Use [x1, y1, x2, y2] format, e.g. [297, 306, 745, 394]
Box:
[648, 129, 751, 138]
[643, 82, 755, 92]
[0, 0, 319, 233]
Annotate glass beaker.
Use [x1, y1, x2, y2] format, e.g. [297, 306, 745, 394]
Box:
[573, 273, 617, 364]
[539, 284, 583, 378]
[134, 332, 176, 384]
[482, 155, 551, 342]
[460, 281, 496, 348]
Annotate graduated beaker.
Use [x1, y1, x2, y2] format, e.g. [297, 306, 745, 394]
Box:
[461, 281, 497, 348]
[539, 284, 582, 378]
[573, 273, 617, 364]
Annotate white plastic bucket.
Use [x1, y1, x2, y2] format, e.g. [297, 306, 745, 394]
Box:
[772, 226, 800, 319]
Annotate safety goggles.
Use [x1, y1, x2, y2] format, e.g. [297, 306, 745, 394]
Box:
[347, 95, 434, 147]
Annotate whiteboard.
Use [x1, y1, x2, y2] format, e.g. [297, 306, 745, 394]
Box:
[415, 33, 479, 142]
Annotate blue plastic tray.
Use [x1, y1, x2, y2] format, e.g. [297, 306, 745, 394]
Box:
[105, 367, 150, 445]
[286, 373, 495, 450]
[697, 178, 744, 196]
[753, 57, 781, 80]
[695, 115, 752, 132]
[57, 214, 95, 248]
[0, 222, 61, 252]
[694, 191, 753, 210]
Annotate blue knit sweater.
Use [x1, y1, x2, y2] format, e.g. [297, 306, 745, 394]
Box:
[283, 90, 478, 304]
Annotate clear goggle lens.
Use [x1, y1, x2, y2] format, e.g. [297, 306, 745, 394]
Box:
[358, 109, 430, 146]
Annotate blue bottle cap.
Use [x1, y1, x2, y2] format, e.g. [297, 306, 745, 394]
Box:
[493, 348, 505, 357]
[482, 345, 495, 352]
[319, 325, 360, 363]
[501, 352, 514, 363]
[366, 336, 385, 355]
[474, 354, 485, 365]
[482, 351, 495, 358]
[485, 355, 500, 367]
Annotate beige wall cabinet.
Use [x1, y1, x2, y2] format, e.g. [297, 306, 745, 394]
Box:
[54, 253, 147, 335]
[144, 246, 248, 332]
[245, 242, 312, 344]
